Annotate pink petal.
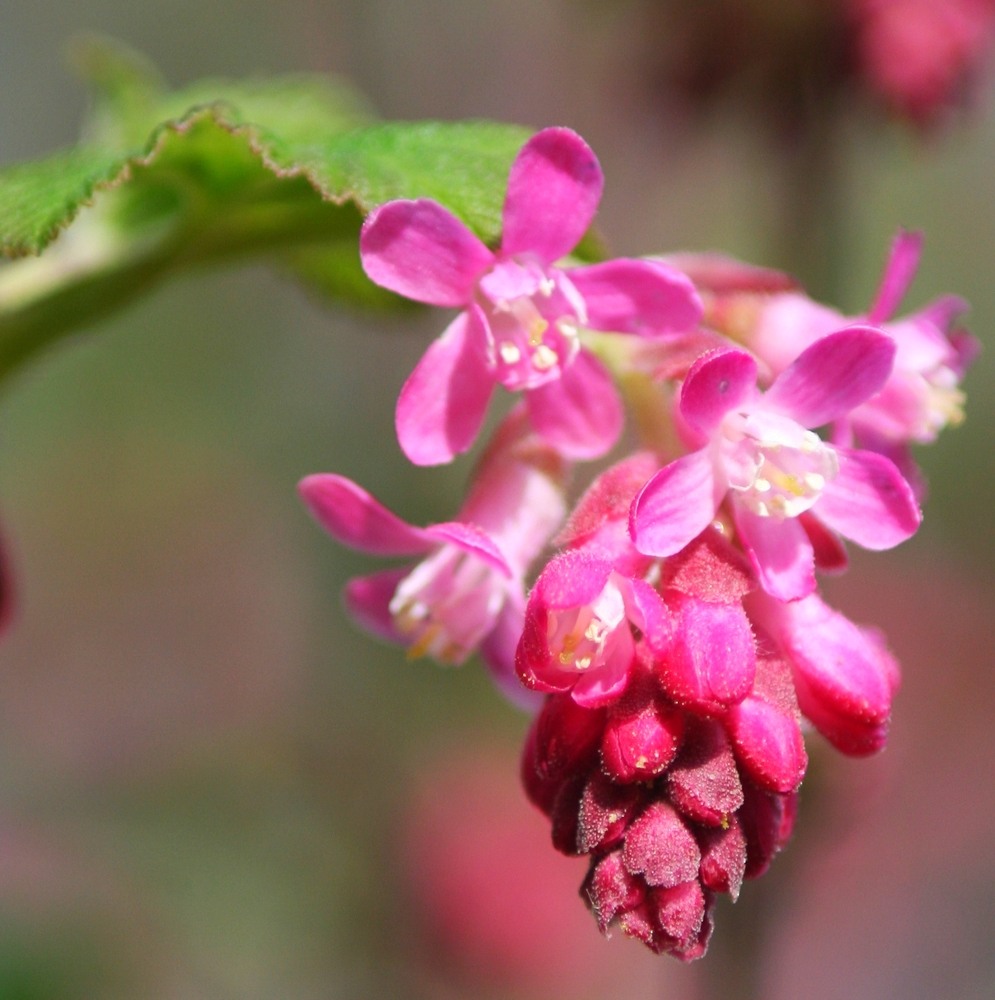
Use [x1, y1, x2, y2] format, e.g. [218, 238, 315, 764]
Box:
[630, 450, 719, 558]
[626, 577, 673, 655]
[480, 598, 543, 712]
[571, 649, 633, 708]
[679, 349, 758, 439]
[343, 567, 409, 643]
[525, 350, 622, 459]
[500, 127, 603, 262]
[298, 474, 432, 555]
[395, 307, 495, 465]
[535, 549, 614, 610]
[421, 521, 512, 576]
[867, 229, 922, 324]
[360, 199, 493, 307]
[763, 326, 897, 428]
[566, 259, 703, 336]
[733, 508, 816, 602]
[815, 448, 921, 550]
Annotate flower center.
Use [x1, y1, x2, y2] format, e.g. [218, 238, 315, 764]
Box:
[478, 258, 584, 390]
[722, 412, 839, 519]
[546, 578, 626, 675]
[389, 547, 505, 664]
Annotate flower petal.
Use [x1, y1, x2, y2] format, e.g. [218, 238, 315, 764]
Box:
[298, 474, 432, 555]
[763, 326, 896, 427]
[421, 520, 512, 577]
[815, 448, 921, 549]
[343, 567, 410, 643]
[360, 199, 493, 306]
[396, 307, 494, 465]
[566, 259, 703, 336]
[733, 508, 816, 601]
[679, 348, 758, 439]
[867, 229, 922, 324]
[630, 450, 719, 558]
[500, 127, 603, 262]
[480, 597, 544, 712]
[525, 350, 622, 459]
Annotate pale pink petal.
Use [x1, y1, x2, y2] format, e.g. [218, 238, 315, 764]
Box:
[343, 568, 410, 643]
[763, 326, 897, 427]
[679, 349, 758, 439]
[733, 508, 816, 602]
[571, 645, 632, 708]
[480, 598, 543, 711]
[360, 199, 493, 307]
[525, 350, 622, 459]
[298, 474, 432, 555]
[867, 229, 922, 323]
[625, 576, 673, 654]
[814, 448, 921, 549]
[566, 259, 703, 336]
[500, 127, 603, 262]
[421, 521, 512, 577]
[630, 450, 720, 558]
[396, 307, 494, 466]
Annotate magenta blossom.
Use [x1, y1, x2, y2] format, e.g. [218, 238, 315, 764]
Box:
[299, 412, 567, 704]
[752, 231, 976, 472]
[630, 327, 922, 601]
[360, 127, 702, 464]
[516, 549, 671, 707]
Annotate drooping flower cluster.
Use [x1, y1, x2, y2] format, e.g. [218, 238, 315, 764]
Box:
[301, 127, 975, 958]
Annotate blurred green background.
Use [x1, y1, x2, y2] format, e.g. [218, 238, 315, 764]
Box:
[1, 3, 993, 998]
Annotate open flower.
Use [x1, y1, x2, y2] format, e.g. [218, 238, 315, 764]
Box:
[751, 231, 977, 486]
[299, 411, 567, 703]
[516, 549, 671, 707]
[360, 126, 702, 464]
[630, 327, 922, 600]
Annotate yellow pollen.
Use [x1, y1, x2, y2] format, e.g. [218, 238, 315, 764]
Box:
[406, 623, 442, 660]
[528, 317, 549, 347]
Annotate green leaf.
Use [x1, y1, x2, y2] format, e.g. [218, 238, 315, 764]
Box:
[0, 39, 597, 386]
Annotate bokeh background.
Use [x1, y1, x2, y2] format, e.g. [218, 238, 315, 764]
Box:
[1, 3, 993, 998]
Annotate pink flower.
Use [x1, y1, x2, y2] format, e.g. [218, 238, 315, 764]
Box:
[753, 231, 977, 466]
[630, 327, 922, 600]
[516, 549, 670, 707]
[298, 411, 566, 704]
[360, 127, 702, 464]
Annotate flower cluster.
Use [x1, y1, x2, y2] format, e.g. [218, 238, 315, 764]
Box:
[301, 127, 974, 958]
